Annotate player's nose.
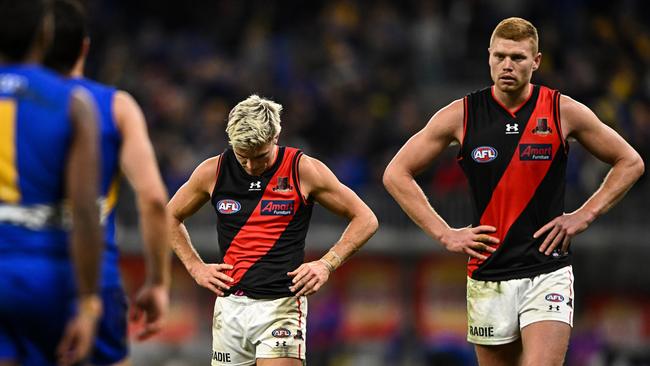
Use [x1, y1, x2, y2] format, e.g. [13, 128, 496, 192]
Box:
[502, 57, 514, 69]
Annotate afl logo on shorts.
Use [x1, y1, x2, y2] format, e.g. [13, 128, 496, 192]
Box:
[472, 146, 498, 163]
[272, 328, 291, 338]
[545, 293, 565, 302]
[217, 199, 241, 214]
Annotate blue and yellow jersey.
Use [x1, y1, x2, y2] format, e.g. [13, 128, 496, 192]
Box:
[70, 77, 122, 288]
[0, 64, 75, 257]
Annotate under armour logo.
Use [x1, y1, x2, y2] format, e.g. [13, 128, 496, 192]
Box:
[548, 305, 560, 311]
[505, 123, 519, 134]
[249, 181, 262, 190]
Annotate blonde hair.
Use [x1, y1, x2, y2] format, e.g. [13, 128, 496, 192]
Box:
[226, 94, 282, 151]
[490, 17, 539, 53]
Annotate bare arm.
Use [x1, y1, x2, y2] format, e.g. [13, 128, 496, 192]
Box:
[114, 91, 170, 286]
[288, 154, 378, 296]
[67, 88, 102, 311]
[535, 95, 645, 254]
[383, 99, 498, 259]
[167, 157, 233, 295]
[113, 90, 170, 339]
[57, 87, 102, 365]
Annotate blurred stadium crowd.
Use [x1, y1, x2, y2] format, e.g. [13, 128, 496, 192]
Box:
[85, 0, 649, 201]
[78, 0, 650, 365]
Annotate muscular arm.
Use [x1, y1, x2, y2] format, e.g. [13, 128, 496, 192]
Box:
[535, 95, 645, 254]
[58, 87, 102, 365]
[302, 155, 378, 264]
[383, 99, 498, 259]
[67, 87, 102, 301]
[114, 91, 171, 339]
[167, 157, 233, 295]
[114, 91, 170, 287]
[562, 95, 644, 217]
[288, 155, 378, 296]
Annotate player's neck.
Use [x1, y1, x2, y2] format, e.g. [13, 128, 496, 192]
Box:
[22, 48, 43, 65]
[493, 83, 533, 111]
[69, 58, 85, 78]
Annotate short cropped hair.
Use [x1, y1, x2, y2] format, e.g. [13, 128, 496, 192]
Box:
[490, 17, 539, 54]
[43, 0, 87, 74]
[226, 95, 282, 151]
[0, 0, 49, 62]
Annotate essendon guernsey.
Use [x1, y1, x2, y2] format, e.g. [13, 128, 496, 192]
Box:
[458, 85, 570, 281]
[211, 146, 313, 298]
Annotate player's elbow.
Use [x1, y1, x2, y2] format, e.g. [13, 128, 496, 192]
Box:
[623, 150, 645, 181]
[631, 153, 645, 180]
[382, 163, 405, 195]
[382, 165, 395, 190]
[366, 211, 379, 236]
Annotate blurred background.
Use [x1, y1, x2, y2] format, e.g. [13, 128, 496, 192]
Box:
[81, 0, 650, 364]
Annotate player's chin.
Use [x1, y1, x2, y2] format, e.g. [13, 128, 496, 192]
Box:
[496, 81, 519, 92]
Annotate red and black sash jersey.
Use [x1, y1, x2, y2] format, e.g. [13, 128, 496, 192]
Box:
[211, 146, 313, 299]
[458, 85, 570, 281]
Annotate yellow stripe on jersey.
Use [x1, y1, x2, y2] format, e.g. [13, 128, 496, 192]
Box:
[0, 99, 20, 203]
[101, 173, 121, 223]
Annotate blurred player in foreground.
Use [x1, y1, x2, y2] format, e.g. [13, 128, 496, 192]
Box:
[168, 95, 378, 366]
[43, 0, 172, 364]
[0, 0, 103, 365]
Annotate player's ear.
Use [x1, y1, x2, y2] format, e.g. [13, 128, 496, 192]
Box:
[273, 135, 279, 144]
[532, 52, 542, 71]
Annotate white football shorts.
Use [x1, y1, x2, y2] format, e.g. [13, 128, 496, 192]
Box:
[466, 265, 574, 345]
[211, 294, 307, 366]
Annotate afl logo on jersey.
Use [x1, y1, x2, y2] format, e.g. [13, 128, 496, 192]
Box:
[472, 146, 498, 163]
[217, 199, 241, 214]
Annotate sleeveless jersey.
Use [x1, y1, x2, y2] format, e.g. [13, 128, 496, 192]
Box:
[458, 85, 570, 281]
[211, 146, 313, 299]
[70, 77, 121, 288]
[0, 65, 75, 256]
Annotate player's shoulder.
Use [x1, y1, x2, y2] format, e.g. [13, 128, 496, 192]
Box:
[297, 153, 331, 182]
[112, 89, 135, 109]
[10, 65, 75, 99]
[466, 86, 492, 99]
[558, 94, 590, 118]
[110, 89, 146, 131]
[558, 94, 580, 106]
[196, 155, 223, 177]
[425, 97, 465, 135]
[68, 78, 117, 121]
[296, 152, 317, 166]
[443, 98, 465, 113]
[556, 93, 604, 136]
[188, 155, 223, 191]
